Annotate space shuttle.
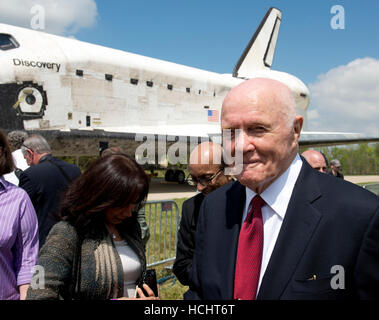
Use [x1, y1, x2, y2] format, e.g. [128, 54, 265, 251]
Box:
[0, 7, 377, 182]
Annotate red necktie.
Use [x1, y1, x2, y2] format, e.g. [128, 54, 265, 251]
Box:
[234, 195, 265, 300]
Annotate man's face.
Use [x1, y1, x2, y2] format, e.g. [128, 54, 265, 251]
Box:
[331, 164, 340, 172]
[308, 157, 327, 173]
[221, 90, 302, 193]
[189, 163, 230, 196]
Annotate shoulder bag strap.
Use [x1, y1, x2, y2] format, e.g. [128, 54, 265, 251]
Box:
[47, 159, 73, 183]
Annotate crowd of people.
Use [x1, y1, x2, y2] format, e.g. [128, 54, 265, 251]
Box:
[0, 131, 157, 300]
[1, 77, 378, 301]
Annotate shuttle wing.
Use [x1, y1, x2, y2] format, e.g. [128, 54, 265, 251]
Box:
[299, 131, 379, 147]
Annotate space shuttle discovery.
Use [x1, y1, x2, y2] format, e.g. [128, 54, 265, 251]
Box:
[0, 7, 377, 170]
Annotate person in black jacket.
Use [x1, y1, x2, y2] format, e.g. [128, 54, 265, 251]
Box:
[19, 134, 81, 248]
[329, 159, 344, 179]
[173, 142, 232, 289]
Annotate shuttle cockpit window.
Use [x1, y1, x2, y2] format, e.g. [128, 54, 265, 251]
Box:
[0, 34, 19, 50]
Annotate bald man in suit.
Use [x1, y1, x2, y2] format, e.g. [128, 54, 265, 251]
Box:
[301, 150, 327, 173]
[188, 78, 379, 300]
[173, 142, 232, 289]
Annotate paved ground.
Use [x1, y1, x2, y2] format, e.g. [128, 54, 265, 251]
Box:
[147, 178, 197, 201]
[147, 176, 379, 201]
[344, 175, 379, 184]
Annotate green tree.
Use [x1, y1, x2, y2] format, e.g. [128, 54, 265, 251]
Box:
[318, 143, 378, 175]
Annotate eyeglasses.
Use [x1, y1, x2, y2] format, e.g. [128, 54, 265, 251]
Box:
[186, 168, 223, 187]
[21, 143, 33, 151]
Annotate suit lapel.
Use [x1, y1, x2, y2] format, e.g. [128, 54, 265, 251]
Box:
[257, 163, 323, 300]
[223, 181, 246, 299]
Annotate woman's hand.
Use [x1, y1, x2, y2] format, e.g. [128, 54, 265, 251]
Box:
[136, 283, 159, 299]
[113, 284, 159, 300]
[19, 284, 30, 300]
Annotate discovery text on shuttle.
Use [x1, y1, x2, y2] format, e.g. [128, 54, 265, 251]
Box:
[13, 58, 61, 72]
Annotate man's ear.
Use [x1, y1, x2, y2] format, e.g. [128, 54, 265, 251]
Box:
[27, 149, 33, 158]
[223, 174, 234, 183]
[293, 115, 303, 138]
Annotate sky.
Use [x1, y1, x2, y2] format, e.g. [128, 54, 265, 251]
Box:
[0, 0, 378, 135]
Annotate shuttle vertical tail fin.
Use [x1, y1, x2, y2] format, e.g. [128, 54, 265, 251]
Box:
[233, 7, 282, 78]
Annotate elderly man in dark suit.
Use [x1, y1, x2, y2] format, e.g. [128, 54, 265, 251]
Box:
[188, 78, 379, 300]
[19, 134, 81, 248]
[173, 141, 232, 288]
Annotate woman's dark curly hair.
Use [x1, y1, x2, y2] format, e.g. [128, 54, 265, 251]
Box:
[60, 153, 149, 238]
[0, 130, 14, 176]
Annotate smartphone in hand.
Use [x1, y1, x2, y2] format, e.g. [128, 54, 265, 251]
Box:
[137, 269, 158, 297]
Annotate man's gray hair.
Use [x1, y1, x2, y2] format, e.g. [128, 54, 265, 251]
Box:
[21, 134, 51, 156]
[7, 130, 29, 150]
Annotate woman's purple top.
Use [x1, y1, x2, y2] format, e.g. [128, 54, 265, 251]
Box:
[0, 176, 39, 300]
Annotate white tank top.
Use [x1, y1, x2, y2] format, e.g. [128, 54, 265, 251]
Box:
[114, 239, 142, 297]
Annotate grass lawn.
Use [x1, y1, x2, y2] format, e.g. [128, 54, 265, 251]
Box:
[357, 182, 379, 195]
[155, 262, 189, 300]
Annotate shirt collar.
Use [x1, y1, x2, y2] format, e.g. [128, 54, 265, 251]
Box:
[39, 154, 52, 163]
[245, 154, 303, 219]
[0, 175, 8, 191]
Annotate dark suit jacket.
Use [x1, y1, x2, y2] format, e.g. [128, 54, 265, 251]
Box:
[188, 160, 379, 300]
[173, 193, 204, 286]
[19, 155, 81, 248]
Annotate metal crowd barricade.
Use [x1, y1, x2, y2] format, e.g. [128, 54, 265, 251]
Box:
[363, 183, 379, 196]
[141, 200, 180, 268]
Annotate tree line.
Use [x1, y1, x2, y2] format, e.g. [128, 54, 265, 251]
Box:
[61, 142, 379, 176]
[301, 143, 379, 175]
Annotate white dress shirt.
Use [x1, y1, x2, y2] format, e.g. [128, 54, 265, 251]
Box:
[241, 154, 303, 293]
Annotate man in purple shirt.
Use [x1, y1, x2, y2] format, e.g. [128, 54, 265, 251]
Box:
[0, 129, 39, 300]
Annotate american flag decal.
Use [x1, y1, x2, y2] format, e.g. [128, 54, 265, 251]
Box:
[208, 110, 219, 122]
[161, 202, 173, 212]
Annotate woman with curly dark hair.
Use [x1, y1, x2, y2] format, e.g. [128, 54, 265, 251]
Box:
[26, 153, 158, 300]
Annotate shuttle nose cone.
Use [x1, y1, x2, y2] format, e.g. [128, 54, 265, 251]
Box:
[246, 69, 310, 111]
[272, 70, 310, 111]
[295, 78, 310, 111]
[0, 57, 15, 83]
